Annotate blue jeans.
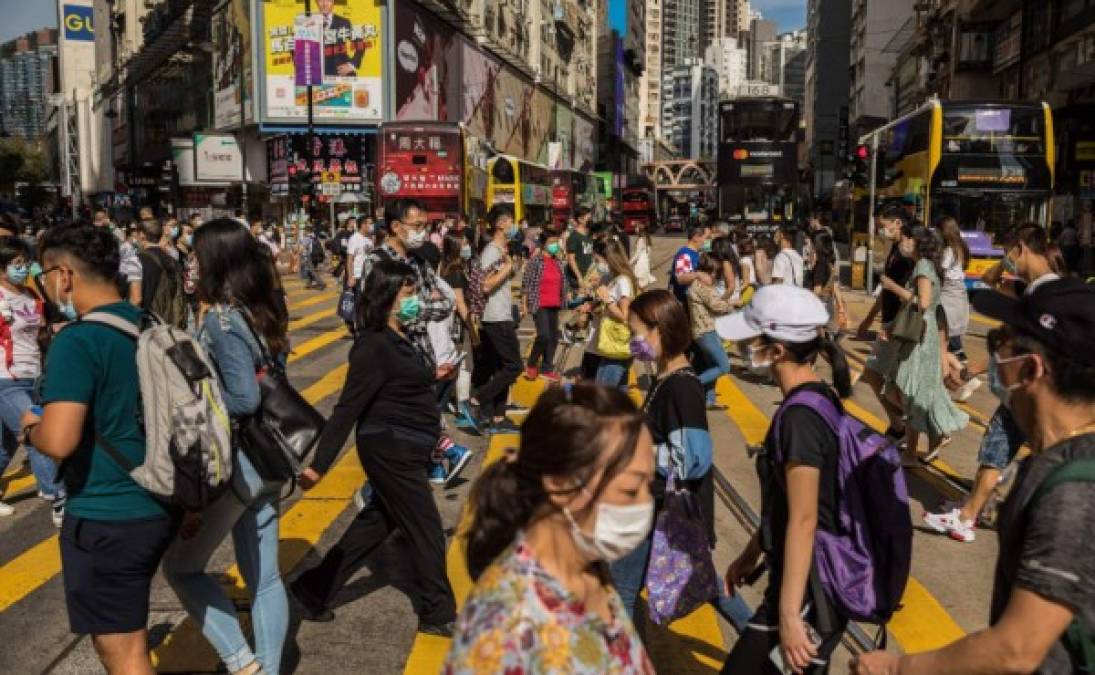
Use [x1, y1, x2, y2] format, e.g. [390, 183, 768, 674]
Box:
[163, 452, 288, 673]
[695, 331, 731, 404]
[595, 357, 632, 391]
[977, 406, 1025, 470]
[610, 537, 651, 620]
[0, 377, 64, 498]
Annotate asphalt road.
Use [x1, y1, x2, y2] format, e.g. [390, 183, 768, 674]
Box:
[0, 234, 1006, 673]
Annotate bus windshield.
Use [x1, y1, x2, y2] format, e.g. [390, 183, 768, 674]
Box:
[719, 99, 798, 142]
[942, 105, 1045, 155]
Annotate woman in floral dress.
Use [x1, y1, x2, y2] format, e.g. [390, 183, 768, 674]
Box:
[879, 226, 969, 463]
[444, 383, 656, 674]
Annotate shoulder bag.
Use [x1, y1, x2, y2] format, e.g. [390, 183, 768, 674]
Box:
[236, 312, 326, 482]
[890, 297, 926, 343]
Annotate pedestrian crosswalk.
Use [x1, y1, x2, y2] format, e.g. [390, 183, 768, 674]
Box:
[0, 273, 1012, 672]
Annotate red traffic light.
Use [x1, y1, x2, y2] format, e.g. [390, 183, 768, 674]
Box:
[288, 165, 297, 177]
[855, 145, 870, 160]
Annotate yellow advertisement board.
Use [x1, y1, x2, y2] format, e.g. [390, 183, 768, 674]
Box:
[260, 0, 383, 123]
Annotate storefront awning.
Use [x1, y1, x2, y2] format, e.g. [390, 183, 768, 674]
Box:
[260, 125, 378, 136]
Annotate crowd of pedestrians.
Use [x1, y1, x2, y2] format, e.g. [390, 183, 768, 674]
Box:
[5, 198, 1095, 675]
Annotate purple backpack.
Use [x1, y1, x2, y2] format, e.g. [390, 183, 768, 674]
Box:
[772, 389, 913, 624]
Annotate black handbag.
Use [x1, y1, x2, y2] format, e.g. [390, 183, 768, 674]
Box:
[891, 298, 926, 343]
[237, 314, 326, 482]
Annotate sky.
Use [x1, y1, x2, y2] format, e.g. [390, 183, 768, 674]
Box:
[611, 0, 805, 35]
[2, 1, 57, 45]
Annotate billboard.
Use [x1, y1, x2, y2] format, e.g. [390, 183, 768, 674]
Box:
[62, 4, 94, 41]
[259, 0, 383, 124]
[266, 133, 370, 196]
[212, 0, 253, 130]
[194, 133, 244, 182]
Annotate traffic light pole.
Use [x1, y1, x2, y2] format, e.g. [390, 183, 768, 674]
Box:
[865, 133, 879, 294]
[305, 0, 315, 227]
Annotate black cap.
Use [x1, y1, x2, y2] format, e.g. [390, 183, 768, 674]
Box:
[973, 277, 1095, 365]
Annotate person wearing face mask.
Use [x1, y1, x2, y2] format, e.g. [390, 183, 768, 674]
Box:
[714, 284, 853, 675]
[609, 289, 715, 620]
[22, 225, 173, 674]
[363, 198, 455, 364]
[669, 223, 709, 306]
[468, 206, 522, 434]
[857, 204, 917, 443]
[854, 278, 1095, 675]
[292, 260, 458, 634]
[521, 228, 567, 382]
[878, 226, 969, 465]
[438, 231, 481, 433]
[447, 383, 656, 674]
[922, 223, 1065, 544]
[589, 238, 638, 390]
[0, 237, 65, 524]
[770, 223, 805, 287]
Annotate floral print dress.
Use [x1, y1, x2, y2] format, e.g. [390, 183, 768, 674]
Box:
[444, 535, 655, 675]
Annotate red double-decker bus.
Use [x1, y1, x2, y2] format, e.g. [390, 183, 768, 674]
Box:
[620, 178, 655, 233]
[377, 122, 488, 222]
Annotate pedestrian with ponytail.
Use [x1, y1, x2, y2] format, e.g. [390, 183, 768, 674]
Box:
[445, 383, 655, 674]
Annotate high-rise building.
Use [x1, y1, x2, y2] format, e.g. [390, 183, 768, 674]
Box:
[661, 0, 703, 142]
[704, 0, 751, 50]
[704, 36, 748, 98]
[742, 17, 777, 80]
[640, 0, 664, 139]
[0, 30, 57, 139]
[805, 0, 851, 198]
[848, 0, 913, 135]
[664, 59, 718, 159]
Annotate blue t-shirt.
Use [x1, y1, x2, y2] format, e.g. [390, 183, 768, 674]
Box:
[670, 245, 700, 304]
[41, 302, 166, 520]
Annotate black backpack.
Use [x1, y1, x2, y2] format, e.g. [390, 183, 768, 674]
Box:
[309, 237, 325, 266]
[141, 250, 187, 329]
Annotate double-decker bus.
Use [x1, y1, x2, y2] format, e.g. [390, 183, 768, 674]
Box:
[859, 100, 1054, 289]
[620, 176, 655, 233]
[487, 155, 553, 225]
[376, 122, 489, 222]
[550, 169, 603, 228]
[716, 97, 801, 235]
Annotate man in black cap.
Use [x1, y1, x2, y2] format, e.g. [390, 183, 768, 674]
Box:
[854, 277, 1095, 675]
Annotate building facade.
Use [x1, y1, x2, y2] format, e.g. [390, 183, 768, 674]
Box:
[640, 0, 663, 139]
[0, 30, 57, 139]
[848, 0, 912, 135]
[705, 36, 748, 97]
[665, 60, 718, 159]
[805, 0, 851, 198]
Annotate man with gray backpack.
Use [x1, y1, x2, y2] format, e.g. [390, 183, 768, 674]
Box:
[19, 224, 232, 674]
[855, 278, 1095, 674]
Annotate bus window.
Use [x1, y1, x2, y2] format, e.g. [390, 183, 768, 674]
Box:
[492, 158, 516, 183]
[942, 105, 1045, 155]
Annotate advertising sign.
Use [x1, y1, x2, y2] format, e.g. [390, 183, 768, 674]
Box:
[260, 0, 383, 123]
[266, 133, 370, 196]
[194, 133, 244, 182]
[212, 0, 253, 130]
[293, 14, 323, 86]
[62, 4, 94, 41]
[378, 126, 463, 199]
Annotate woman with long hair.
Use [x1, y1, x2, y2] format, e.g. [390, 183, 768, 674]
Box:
[935, 216, 972, 359]
[292, 259, 458, 633]
[521, 228, 566, 382]
[610, 289, 715, 619]
[717, 285, 853, 674]
[809, 230, 848, 332]
[440, 231, 479, 431]
[630, 222, 656, 288]
[445, 384, 655, 673]
[878, 226, 969, 464]
[688, 253, 736, 410]
[162, 219, 291, 675]
[590, 238, 638, 390]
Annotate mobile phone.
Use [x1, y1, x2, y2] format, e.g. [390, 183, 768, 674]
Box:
[768, 623, 823, 674]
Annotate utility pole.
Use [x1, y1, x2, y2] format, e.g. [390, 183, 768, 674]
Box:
[238, 26, 248, 216]
[305, 0, 315, 227]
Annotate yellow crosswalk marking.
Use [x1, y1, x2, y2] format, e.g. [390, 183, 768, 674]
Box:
[287, 308, 336, 332]
[714, 376, 967, 652]
[288, 291, 337, 311]
[288, 327, 349, 364]
[0, 467, 37, 501]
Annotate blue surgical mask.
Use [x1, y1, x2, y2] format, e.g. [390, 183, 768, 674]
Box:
[394, 295, 421, 324]
[460, 244, 473, 261]
[183, 234, 193, 247]
[52, 276, 78, 320]
[170, 225, 180, 239]
[6, 264, 28, 284]
[1001, 254, 1017, 275]
[29, 262, 42, 278]
[988, 353, 1026, 408]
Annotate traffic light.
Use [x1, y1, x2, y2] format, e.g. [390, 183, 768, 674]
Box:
[849, 144, 870, 188]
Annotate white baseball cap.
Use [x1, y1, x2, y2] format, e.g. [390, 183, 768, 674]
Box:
[715, 285, 830, 343]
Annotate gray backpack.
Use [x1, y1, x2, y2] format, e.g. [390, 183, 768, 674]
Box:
[82, 311, 234, 510]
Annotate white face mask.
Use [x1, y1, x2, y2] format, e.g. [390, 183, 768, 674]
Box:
[563, 498, 654, 563]
[749, 343, 773, 369]
[403, 227, 428, 249]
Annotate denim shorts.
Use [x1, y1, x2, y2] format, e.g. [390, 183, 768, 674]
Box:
[977, 406, 1025, 470]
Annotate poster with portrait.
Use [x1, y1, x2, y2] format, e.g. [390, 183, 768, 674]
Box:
[212, 0, 253, 130]
[260, 0, 383, 123]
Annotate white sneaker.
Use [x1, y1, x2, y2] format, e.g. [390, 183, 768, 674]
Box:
[0, 501, 13, 516]
[954, 377, 982, 402]
[51, 500, 64, 528]
[922, 508, 975, 542]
